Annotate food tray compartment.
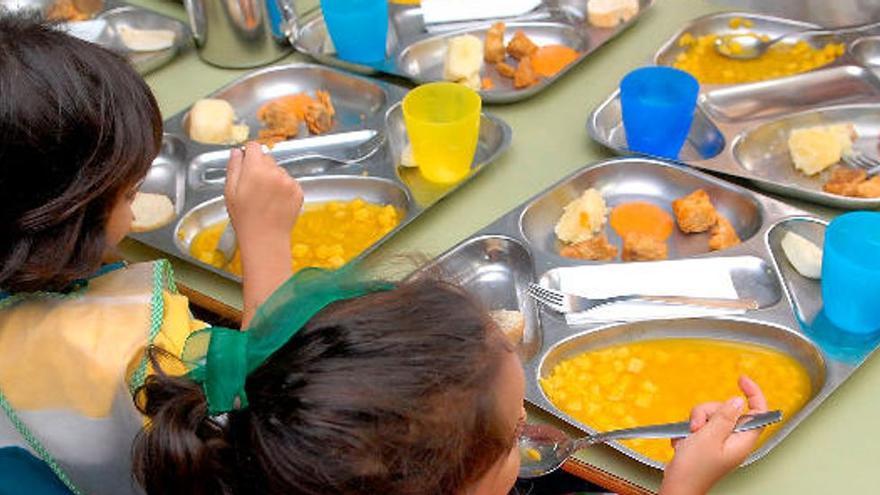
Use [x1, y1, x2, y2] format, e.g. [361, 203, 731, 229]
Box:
[414, 235, 542, 361]
[518, 160, 763, 261]
[539, 255, 783, 310]
[290, 0, 655, 103]
[141, 135, 187, 215]
[173, 176, 411, 280]
[531, 317, 827, 469]
[175, 64, 398, 151]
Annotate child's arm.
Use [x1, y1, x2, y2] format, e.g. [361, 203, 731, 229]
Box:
[225, 142, 303, 327]
[659, 376, 768, 495]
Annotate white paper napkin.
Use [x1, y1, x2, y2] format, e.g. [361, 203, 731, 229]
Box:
[548, 260, 744, 326]
[420, 0, 542, 25]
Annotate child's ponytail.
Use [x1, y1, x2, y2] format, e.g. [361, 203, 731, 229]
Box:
[133, 352, 241, 495]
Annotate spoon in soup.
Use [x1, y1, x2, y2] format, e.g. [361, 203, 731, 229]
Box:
[714, 22, 880, 60]
[518, 410, 782, 478]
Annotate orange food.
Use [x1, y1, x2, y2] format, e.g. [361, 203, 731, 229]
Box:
[530, 45, 579, 78]
[256, 90, 335, 147]
[481, 77, 495, 90]
[609, 201, 674, 241]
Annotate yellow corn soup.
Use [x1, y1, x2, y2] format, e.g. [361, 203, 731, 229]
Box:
[540, 338, 812, 463]
[672, 18, 844, 84]
[189, 198, 400, 275]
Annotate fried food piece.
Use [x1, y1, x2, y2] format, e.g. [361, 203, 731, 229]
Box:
[672, 189, 718, 234]
[622, 233, 668, 261]
[708, 215, 741, 251]
[304, 90, 335, 135]
[514, 57, 539, 89]
[560, 234, 619, 261]
[506, 31, 538, 60]
[857, 175, 880, 198]
[823, 166, 866, 197]
[485, 22, 506, 63]
[496, 62, 516, 78]
[47, 0, 90, 21]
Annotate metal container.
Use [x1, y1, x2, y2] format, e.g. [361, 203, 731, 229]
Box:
[288, 0, 656, 104]
[588, 12, 880, 210]
[183, 0, 295, 68]
[130, 63, 513, 282]
[413, 156, 880, 469]
[0, 0, 189, 74]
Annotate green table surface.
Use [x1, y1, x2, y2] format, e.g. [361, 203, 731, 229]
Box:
[122, 1, 876, 493]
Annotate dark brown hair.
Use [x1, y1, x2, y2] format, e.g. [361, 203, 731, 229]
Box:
[133, 279, 515, 495]
[0, 14, 162, 292]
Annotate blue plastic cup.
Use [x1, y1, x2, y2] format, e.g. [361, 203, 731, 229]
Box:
[320, 0, 389, 64]
[620, 67, 699, 159]
[821, 212, 880, 334]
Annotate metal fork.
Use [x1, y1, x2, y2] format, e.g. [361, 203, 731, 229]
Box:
[842, 151, 880, 177]
[527, 283, 760, 314]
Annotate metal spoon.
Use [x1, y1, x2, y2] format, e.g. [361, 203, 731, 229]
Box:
[714, 22, 880, 60]
[518, 410, 782, 479]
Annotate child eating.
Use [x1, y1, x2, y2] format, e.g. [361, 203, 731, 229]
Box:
[133, 271, 769, 495]
[0, 14, 301, 494]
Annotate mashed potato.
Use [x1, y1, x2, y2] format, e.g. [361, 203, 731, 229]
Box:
[554, 188, 608, 244]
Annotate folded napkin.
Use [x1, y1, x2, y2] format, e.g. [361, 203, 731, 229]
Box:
[61, 19, 108, 44]
[420, 0, 542, 25]
[550, 260, 744, 326]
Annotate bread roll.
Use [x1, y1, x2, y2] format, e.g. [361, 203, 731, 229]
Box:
[489, 309, 525, 345]
[131, 192, 175, 232]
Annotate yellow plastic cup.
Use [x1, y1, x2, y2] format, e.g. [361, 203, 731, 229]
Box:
[402, 82, 482, 184]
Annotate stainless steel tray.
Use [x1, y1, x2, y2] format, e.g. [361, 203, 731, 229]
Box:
[414, 156, 880, 470]
[588, 11, 880, 209]
[288, 0, 655, 104]
[130, 63, 512, 283]
[1, 0, 189, 74]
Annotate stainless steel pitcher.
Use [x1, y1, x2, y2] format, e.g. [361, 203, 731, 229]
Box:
[183, 0, 300, 68]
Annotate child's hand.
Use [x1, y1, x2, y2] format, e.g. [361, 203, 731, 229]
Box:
[225, 142, 303, 247]
[225, 142, 303, 327]
[659, 376, 768, 495]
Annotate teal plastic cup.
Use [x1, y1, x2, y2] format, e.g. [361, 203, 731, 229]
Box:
[320, 0, 389, 64]
[821, 212, 880, 334]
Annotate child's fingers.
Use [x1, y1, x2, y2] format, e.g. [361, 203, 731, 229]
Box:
[225, 148, 244, 198]
[698, 396, 745, 444]
[689, 402, 723, 431]
[738, 375, 768, 413]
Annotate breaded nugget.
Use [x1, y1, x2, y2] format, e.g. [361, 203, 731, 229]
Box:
[672, 189, 718, 233]
[514, 57, 539, 89]
[485, 22, 506, 63]
[496, 62, 516, 78]
[622, 232, 668, 261]
[560, 234, 619, 261]
[506, 31, 538, 60]
[304, 90, 335, 135]
[823, 166, 867, 197]
[708, 214, 741, 251]
[857, 175, 880, 198]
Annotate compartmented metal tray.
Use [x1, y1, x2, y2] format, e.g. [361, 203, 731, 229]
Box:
[414, 156, 880, 470]
[1, 0, 189, 74]
[588, 11, 880, 209]
[131, 63, 512, 282]
[289, 0, 655, 103]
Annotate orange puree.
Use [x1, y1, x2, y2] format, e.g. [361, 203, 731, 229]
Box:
[610, 201, 674, 241]
[530, 45, 579, 77]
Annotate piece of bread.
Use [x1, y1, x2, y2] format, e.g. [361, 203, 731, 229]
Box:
[131, 192, 175, 232]
[118, 26, 176, 52]
[588, 0, 639, 28]
[188, 99, 249, 145]
[489, 309, 525, 345]
[788, 123, 856, 176]
[443, 35, 484, 84]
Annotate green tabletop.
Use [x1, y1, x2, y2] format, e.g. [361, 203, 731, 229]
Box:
[122, 1, 875, 493]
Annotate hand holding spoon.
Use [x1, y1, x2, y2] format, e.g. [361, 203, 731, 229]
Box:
[518, 410, 782, 478]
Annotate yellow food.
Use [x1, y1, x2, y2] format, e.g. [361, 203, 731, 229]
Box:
[554, 188, 608, 244]
[188, 99, 249, 145]
[190, 198, 400, 276]
[522, 447, 542, 462]
[673, 31, 845, 84]
[541, 339, 811, 463]
[444, 34, 484, 90]
[728, 17, 753, 29]
[788, 123, 856, 176]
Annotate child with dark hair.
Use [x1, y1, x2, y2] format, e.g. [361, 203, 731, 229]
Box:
[0, 14, 301, 495]
[133, 270, 769, 495]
